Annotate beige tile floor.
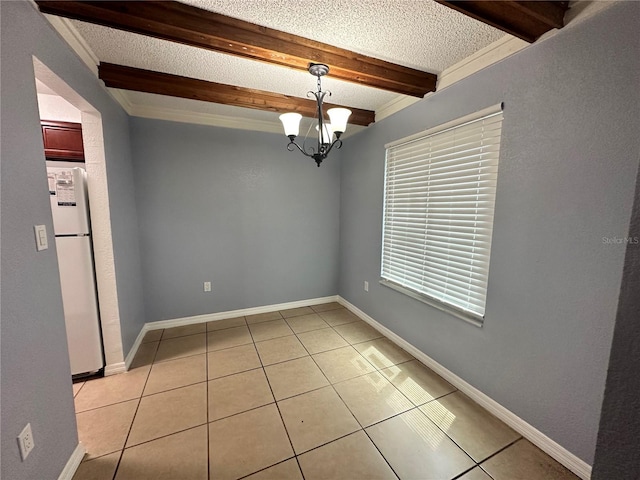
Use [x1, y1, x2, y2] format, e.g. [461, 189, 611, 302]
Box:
[72, 302, 579, 480]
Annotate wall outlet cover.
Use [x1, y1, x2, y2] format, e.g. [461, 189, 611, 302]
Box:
[18, 423, 34, 461]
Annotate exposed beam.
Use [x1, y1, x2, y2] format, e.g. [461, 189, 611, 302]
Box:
[36, 0, 437, 97]
[98, 63, 375, 127]
[437, 1, 569, 43]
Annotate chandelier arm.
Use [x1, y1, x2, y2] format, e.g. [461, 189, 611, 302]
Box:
[286, 138, 314, 158]
[323, 138, 343, 157]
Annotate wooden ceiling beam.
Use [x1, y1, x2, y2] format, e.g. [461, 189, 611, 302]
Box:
[436, 1, 569, 43]
[98, 63, 375, 127]
[37, 0, 437, 97]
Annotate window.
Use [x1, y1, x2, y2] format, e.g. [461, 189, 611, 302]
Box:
[381, 104, 503, 325]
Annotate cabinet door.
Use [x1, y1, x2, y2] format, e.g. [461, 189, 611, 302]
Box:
[42, 120, 85, 161]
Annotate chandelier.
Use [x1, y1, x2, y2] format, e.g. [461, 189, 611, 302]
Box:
[279, 63, 352, 167]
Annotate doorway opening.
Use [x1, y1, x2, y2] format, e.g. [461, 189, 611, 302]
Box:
[33, 57, 125, 375]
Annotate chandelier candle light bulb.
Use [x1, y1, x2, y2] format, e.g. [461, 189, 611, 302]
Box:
[279, 63, 352, 167]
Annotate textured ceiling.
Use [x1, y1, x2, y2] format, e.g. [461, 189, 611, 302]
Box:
[61, 0, 506, 129]
[179, 0, 505, 73]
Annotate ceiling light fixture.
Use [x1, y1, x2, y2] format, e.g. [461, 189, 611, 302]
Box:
[279, 63, 352, 167]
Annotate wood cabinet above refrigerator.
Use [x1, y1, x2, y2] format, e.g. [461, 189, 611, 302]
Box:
[42, 120, 84, 161]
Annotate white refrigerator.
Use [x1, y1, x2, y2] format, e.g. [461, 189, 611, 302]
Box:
[48, 166, 104, 376]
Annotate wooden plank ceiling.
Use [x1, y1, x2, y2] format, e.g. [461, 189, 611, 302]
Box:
[436, 1, 569, 43]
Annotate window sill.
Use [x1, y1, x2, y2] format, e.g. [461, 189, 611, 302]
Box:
[379, 279, 484, 328]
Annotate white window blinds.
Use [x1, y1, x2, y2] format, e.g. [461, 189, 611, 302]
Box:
[381, 105, 503, 322]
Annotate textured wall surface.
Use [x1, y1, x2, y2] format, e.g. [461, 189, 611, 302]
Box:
[592, 161, 640, 478]
[130, 118, 341, 322]
[0, 2, 145, 478]
[338, 2, 639, 465]
[37, 93, 82, 122]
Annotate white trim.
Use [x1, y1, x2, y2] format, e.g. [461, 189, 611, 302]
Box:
[438, 36, 528, 91]
[375, 95, 421, 123]
[80, 110, 125, 370]
[57, 443, 85, 480]
[127, 104, 284, 135]
[380, 279, 483, 328]
[41, 14, 99, 76]
[104, 362, 126, 376]
[336, 296, 592, 480]
[384, 103, 503, 149]
[124, 296, 339, 369]
[109, 89, 134, 115]
[375, 36, 525, 122]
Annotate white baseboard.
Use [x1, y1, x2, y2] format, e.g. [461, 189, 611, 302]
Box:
[124, 295, 339, 369]
[337, 296, 592, 480]
[124, 322, 152, 370]
[57, 442, 86, 480]
[103, 362, 126, 376]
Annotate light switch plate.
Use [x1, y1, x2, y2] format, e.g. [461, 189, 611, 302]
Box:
[34, 225, 48, 251]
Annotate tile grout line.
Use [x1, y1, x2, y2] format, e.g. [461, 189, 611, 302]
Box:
[248, 314, 304, 479]
[75, 395, 144, 415]
[110, 329, 211, 468]
[205, 322, 211, 480]
[299, 322, 403, 480]
[411, 391, 504, 474]
[235, 458, 300, 480]
[118, 423, 210, 451]
[451, 466, 479, 480]
[273, 306, 354, 480]
[300, 317, 424, 480]
[361, 428, 403, 480]
[72, 381, 86, 399]
[110, 336, 158, 480]
[290, 321, 379, 476]
[477, 437, 524, 477]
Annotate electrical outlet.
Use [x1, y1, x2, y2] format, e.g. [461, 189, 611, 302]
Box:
[18, 423, 34, 461]
[203, 281, 212, 292]
[364, 281, 369, 292]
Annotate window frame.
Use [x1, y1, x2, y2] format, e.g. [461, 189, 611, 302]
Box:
[380, 104, 504, 327]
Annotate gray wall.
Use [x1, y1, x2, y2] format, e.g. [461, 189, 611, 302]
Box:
[130, 118, 341, 322]
[338, 2, 639, 465]
[0, 2, 145, 478]
[592, 161, 640, 478]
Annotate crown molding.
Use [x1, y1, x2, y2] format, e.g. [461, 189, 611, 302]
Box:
[42, 13, 99, 76]
[437, 35, 529, 90]
[375, 34, 527, 123]
[128, 103, 284, 135]
[375, 95, 422, 123]
[107, 89, 134, 115]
